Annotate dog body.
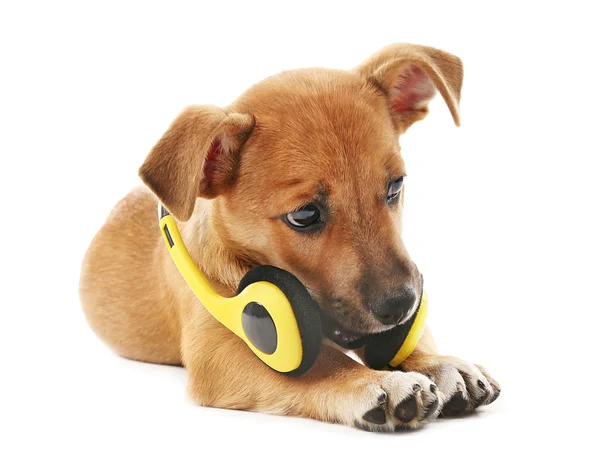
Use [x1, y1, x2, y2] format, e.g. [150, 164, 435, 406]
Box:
[80, 44, 499, 431]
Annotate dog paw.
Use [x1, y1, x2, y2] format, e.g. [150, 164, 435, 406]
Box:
[353, 372, 440, 432]
[409, 358, 501, 416]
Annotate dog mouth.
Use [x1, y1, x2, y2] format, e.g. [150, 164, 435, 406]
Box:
[318, 303, 420, 350]
[306, 274, 424, 349]
[317, 310, 372, 349]
[314, 279, 424, 349]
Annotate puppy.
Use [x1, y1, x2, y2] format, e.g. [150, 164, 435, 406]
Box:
[80, 43, 500, 432]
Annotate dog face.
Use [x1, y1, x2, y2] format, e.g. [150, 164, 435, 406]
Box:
[140, 44, 463, 347]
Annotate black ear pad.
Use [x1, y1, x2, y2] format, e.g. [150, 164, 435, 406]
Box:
[363, 305, 420, 370]
[237, 265, 323, 376]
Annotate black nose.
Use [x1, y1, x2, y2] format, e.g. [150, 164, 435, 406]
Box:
[372, 287, 417, 325]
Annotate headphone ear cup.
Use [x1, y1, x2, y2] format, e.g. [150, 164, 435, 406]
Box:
[363, 324, 412, 370]
[237, 266, 322, 376]
[364, 299, 424, 369]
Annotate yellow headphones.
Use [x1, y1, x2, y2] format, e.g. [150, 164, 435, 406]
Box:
[159, 204, 428, 375]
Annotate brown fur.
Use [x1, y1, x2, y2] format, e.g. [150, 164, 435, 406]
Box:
[80, 43, 499, 431]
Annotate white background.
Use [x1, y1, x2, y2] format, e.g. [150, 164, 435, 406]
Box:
[1, 1, 599, 464]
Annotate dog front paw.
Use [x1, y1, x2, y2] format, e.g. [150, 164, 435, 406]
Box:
[401, 357, 501, 417]
[352, 371, 440, 432]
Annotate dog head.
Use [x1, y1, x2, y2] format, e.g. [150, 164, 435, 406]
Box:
[140, 44, 463, 348]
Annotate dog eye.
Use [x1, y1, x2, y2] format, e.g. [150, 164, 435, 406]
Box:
[387, 177, 404, 204]
[283, 204, 322, 230]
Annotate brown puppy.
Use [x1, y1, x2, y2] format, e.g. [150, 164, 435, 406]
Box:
[80, 43, 500, 432]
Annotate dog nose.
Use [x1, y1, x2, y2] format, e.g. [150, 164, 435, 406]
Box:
[372, 287, 417, 325]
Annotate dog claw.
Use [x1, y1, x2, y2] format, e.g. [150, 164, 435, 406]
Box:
[421, 398, 439, 420]
[487, 389, 501, 405]
[394, 395, 417, 423]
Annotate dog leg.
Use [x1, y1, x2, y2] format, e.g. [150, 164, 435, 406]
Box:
[182, 314, 440, 431]
[398, 327, 501, 416]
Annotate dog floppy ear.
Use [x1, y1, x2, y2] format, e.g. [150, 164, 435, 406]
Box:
[139, 105, 255, 221]
[355, 43, 463, 133]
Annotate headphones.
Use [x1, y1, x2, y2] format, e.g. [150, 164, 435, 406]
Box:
[159, 204, 428, 375]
